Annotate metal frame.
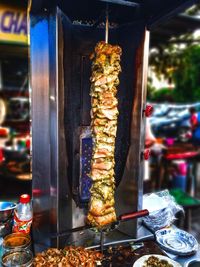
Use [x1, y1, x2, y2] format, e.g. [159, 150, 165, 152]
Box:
[147, 0, 199, 30]
[98, 0, 139, 7]
[30, 5, 149, 249]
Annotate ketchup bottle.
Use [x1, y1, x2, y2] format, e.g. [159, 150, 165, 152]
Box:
[13, 194, 33, 234]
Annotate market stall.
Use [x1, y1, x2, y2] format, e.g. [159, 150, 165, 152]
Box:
[28, 0, 200, 266]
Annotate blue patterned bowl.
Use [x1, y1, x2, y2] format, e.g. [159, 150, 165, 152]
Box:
[156, 228, 199, 256]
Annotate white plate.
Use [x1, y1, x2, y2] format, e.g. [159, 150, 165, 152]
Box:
[133, 254, 181, 267]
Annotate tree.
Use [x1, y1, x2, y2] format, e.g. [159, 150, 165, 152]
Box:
[148, 44, 200, 103]
[147, 4, 200, 102]
[187, 3, 200, 15]
[173, 45, 200, 102]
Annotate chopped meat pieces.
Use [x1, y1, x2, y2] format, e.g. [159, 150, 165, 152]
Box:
[142, 256, 173, 267]
[33, 246, 103, 267]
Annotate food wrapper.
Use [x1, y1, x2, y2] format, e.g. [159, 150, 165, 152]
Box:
[142, 190, 184, 232]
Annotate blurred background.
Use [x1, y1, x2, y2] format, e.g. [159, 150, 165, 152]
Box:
[0, 0, 30, 199]
[145, 3, 200, 243]
[0, 0, 199, 240]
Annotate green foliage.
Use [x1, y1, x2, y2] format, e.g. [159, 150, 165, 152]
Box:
[149, 44, 200, 103]
[147, 77, 156, 100]
[149, 88, 176, 102]
[149, 45, 180, 80]
[149, 2, 200, 103]
[186, 4, 200, 15]
[173, 45, 200, 102]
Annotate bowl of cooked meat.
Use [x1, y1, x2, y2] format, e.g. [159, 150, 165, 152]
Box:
[133, 254, 181, 267]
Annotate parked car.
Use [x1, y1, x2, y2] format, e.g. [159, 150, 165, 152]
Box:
[150, 103, 200, 142]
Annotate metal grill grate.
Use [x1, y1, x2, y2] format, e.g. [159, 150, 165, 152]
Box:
[80, 127, 93, 202]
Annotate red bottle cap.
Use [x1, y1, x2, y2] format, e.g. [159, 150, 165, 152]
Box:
[20, 194, 31, 204]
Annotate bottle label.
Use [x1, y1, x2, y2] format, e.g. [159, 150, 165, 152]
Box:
[13, 211, 32, 234]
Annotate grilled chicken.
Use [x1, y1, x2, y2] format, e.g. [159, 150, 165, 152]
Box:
[89, 197, 115, 216]
[90, 168, 115, 181]
[93, 142, 115, 159]
[90, 183, 115, 200]
[95, 134, 115, 144]
[91, 158, 114, 171]
[87, 211, 117, 227]
[87, 41, 122, 227]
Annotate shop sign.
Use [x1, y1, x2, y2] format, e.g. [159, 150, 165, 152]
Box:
[0, 5, 27, 45]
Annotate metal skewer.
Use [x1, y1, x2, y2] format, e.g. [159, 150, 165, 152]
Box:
[100, 230, 105, 253]
[105, 4, 109, 43]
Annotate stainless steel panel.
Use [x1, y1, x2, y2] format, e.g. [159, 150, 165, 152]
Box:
[30, 7, 71, 250]
[30, 11, 51, 249]
[115, 29, 150, 238]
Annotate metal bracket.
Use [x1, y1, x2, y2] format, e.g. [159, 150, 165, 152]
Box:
[99, 0, 139, 7]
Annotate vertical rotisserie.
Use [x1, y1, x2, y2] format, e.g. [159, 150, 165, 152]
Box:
[87, 41, 122, 227]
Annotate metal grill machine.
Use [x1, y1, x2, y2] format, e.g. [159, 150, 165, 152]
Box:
[29, 0, 196, 252]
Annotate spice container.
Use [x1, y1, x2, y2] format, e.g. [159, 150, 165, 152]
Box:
[3, 233, 31, 253]
[1, 249, 33, 267]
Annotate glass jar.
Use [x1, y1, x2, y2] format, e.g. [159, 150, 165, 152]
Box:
[3, 233, 31, 253]
[1, 249, 33, 267]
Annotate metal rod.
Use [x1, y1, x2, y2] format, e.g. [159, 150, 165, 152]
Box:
[100, 231, 105, 253]
[86, 234, 154, 250]
[105, 4, 109, 43]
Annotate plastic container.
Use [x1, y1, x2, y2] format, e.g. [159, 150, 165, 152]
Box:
[172, 160, 188, 192]
[3, 233, 31, 253]
[1, 249, 33, 267]
[13, 195, 33, 234]
[172, 175, 187, 191]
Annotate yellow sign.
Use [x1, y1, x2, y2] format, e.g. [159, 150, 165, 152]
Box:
[0, 5, 27, 45]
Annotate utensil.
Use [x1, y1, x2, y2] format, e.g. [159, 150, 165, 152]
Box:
[187, 261, 200, 267]
[3, 233, 32, 253]
[0, 202, 17, 222]
[52, 209, 149, 253]
[1, 249, 33, 267]
[0, 218, 13, 238]
[86, 234, 155, 250]
[98, 209, 149, 233]
[98, 209, 149, 252]
[52, 209, 149, 237]
[133, 254, 181, 267]
[0, 202, 17, 237]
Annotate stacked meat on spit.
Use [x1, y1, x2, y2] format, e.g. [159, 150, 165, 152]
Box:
[87, 41, 122, 227]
